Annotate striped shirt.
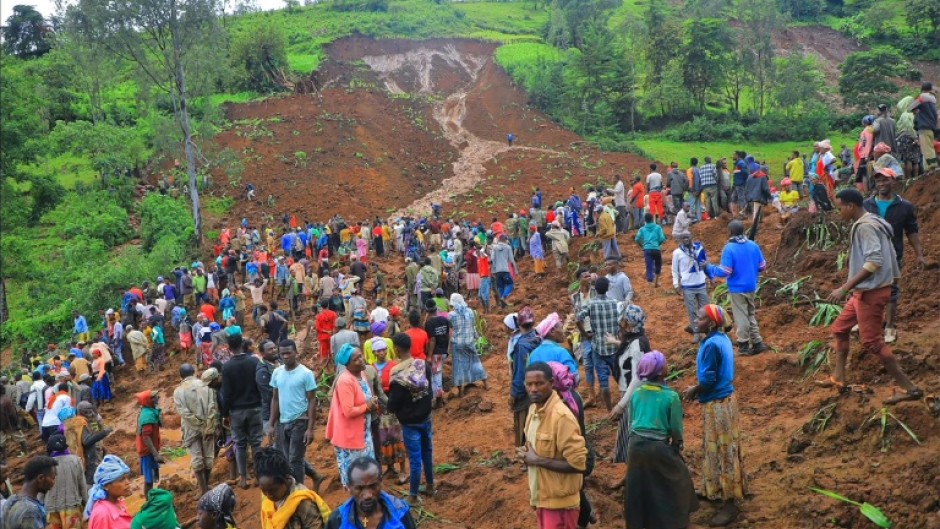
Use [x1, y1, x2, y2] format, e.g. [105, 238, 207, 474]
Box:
[699, 164, 719, 187]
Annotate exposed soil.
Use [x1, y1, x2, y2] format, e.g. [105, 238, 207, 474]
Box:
[10, 38, 940, 529]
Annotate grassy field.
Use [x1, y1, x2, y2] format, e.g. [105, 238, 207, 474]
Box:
[232, 0, 548, 74]
[634, 135, 856, 180]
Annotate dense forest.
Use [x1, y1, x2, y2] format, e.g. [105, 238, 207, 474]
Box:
[1, 0, 937, 348]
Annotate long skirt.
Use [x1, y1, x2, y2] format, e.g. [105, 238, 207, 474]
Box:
[533, 258, 546, 274]
[452, 343, 487, 387]
[624, 435, 698, 529]
[151, 344, 167, 369]
[335, 427, 374, 488]
[465, 273, 481, 291]
[702, 394, 747, 501]
[92, 375, 112, 402]
[379, 411, 406, 465]
[614, 411, 630, 464]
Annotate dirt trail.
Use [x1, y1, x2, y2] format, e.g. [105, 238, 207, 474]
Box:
[360, 44, 563, 218]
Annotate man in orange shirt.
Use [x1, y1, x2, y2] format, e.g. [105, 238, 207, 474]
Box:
[629, 176, 645, 230]
[315, 300, 338, 361]
[490, 217, 505, 237]
[199, 301, 217, 323]
[405, 311, 430, 360]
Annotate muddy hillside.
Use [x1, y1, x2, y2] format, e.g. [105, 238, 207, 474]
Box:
[12, 38, 938, 529]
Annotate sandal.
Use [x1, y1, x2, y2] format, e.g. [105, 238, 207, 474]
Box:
[884, 388, 924, 405]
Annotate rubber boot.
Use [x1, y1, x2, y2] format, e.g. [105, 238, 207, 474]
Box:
[601, 389, 613, 412]
[195, 469, 209, 494]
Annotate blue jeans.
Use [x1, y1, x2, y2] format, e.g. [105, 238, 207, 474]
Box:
[593, 353, 618, 390]
[582, 341, 598, 387]
[690, 194, 702, 221]
[478, 277, 491, 310]
[402, 420, 434, 497]
[603, 239, 621, 261]
[643, 249, 662, 282]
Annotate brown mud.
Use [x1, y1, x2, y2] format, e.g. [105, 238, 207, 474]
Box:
[7, 38, 940, 529]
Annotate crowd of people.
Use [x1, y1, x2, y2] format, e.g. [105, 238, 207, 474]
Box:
[1, 84, 935, 529]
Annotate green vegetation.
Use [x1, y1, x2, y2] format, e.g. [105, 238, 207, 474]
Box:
[634, 136, 855, 177]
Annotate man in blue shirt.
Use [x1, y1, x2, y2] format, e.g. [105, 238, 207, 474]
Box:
[268, 339, 321, 488]
[707, 221, 769, 356]
[509, 307, 540, 447]
[72, 311, 89, 343]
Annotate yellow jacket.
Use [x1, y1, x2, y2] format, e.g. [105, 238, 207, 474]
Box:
[596, 210, 616, 241]
[524, 391, 587, 510]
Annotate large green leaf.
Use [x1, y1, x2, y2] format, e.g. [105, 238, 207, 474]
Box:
[811, 488, 858, 506]
[859, 503, 892, 528]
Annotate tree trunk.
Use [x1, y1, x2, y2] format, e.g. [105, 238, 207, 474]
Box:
[0, 275, 8, 326]
[170, 0, 202, 247]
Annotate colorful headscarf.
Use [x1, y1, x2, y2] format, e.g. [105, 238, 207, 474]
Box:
[703, 304, 729, 330]
[370, 321, 387, 336]
[517, 306, 536, 326]
[873, 142, 892, 154]
[547, 361, 579, 415]
[197, 483, 237, 528]
[619, 304, 646, 331]
[336, 343, 357, 366]
[535, 313, 561, 339]
[84, 455, 131, 518]
[131, 488, 180, 529]
[636, 351, 667, 381]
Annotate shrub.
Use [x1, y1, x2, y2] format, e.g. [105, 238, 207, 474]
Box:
[41, 191, 132, 248]
[139, 193, 195, 252]
[229, 20, 289, 93]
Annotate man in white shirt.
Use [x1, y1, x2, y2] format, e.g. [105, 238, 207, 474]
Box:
[609, 175, 628, 233]
[672, 202, 692, 239]
[370, 300, 390, 324]
[646, 164, 665, 225]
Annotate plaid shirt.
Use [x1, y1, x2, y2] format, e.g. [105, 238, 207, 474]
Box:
[450, 309, 478, 346]
[699, 163, 719, 187]
[577, 295, 620, 357]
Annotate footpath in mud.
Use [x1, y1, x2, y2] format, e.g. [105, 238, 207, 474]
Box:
[8, 37, 938, 529]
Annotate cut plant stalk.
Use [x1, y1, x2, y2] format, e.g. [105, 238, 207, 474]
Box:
[811, 488, 892, 528]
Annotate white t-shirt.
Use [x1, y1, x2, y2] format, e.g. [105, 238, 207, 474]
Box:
[154, 298, 168, 316]
[647, 172, 663, 191]
[42, 393, 71, 427]
[370, 307, 390, 324]
[613, 181, 626, 206]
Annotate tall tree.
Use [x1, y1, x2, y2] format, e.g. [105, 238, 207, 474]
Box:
[680, 18, 732, 111]
[2, 5, 52, 58]
[642, 0, 681, 117]
[774, 51, 823, 116]
[72, 0, 225, 245]
[838, 48, 907, 110]
[740, 0, 784, 115]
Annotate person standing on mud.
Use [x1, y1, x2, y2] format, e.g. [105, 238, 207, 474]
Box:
[490, 235, 517, 309]
[507, 133, 515, 147]
[609, 175, 628, 233]
[683, 305, 745, 527]
[220, 334, 264, 490]
[173, 364, 219, 495]
[706, 221, 769, 356]
[576, 278, 620, 411]
[823, 189, 923, 404]
[861, 168, 926, 344]
[518, 362, 587, 529]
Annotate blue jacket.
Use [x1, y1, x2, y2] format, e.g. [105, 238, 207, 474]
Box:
[327, 492, 413, 529]
[511, 331, 541, 399]
[696, 331, 734, 403]
[635, 223, 666, 251]
[707, 238, 766, 293]
[281, 233, 295, 254]
[528, 339, 579, 380]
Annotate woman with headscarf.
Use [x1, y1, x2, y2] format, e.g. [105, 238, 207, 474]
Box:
[372, 342, 408, 485]
[197, 484, 238, 529]
[44, 434, 88, 529]
[219, 289, 236, 322]
[529, 313, 579, 378]
[895, 96, 922, 179]
[528, 224, 546, 278]
[872, 142, 904, 181]
[70, 402, 112, 485]
[682, 305, 745, 527]
[85, 455, 133, 529]
[623, 351, 697, 529]
[605, 304, 652, 464]
[546, 361, 597, 529]
[448, 294, 488, 396]
[131, 488, 180, 529]
[363, 321, 395, 365]
[89, 350, 110, 411]
[325, 344, 379, 488]
[348, 289, 369, 335]
[855, 115, 876, 191]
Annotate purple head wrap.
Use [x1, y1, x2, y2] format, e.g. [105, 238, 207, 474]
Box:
[370, 321, 387, 336]
[636, 351, 666, 381]
[547, 361, 579, 415]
